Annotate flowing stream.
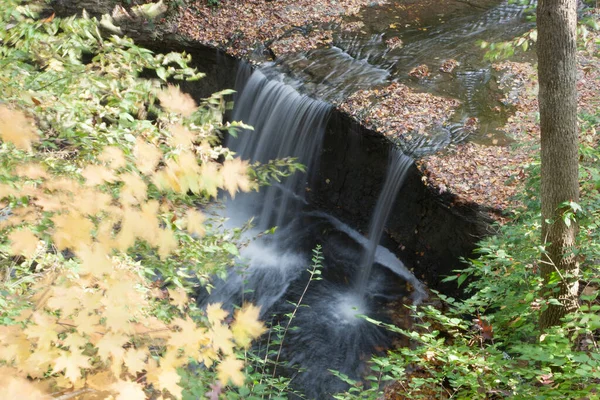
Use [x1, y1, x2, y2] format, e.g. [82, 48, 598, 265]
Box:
[199, 0, 534, 397]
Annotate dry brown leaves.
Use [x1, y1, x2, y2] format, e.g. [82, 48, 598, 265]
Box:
[178, 0, 386, 57]
[418, 44, 600, 214]
[416, 61, 539, 214]
[339, 82, 460, 139]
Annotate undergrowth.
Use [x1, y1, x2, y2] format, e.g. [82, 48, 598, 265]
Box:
[334, 89, 600, 400]
[0, 1, 301, 398]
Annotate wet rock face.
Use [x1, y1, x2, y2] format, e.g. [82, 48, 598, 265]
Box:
[309, 110, 490, 294]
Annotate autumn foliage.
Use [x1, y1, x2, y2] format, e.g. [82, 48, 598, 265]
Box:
[0, 2, 268, 398]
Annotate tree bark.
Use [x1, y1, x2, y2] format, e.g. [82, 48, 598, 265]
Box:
[537, 0, 580, 330]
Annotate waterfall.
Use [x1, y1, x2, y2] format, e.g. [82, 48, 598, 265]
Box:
[227, 67, 331, 230]
[356, 148, 414, 296]
[200, 64, 425, 398]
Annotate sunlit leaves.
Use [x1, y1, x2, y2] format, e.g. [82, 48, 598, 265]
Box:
[157, 85, 198, 117]
[8, 228, 39, 257]
[231, 303, 267, 348]
[217, 356, 245, 386]
[0, 106, 39, 151]
[0, 2, 269, 397]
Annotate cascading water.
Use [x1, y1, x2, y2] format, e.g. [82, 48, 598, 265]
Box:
[356, 148, 414, 296]
[199, 63, 426, 398]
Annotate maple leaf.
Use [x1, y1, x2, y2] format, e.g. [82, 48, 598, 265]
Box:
[157, 227, 178, 260]
[53, 350, 91, 383]
[0, 326, 31, 365]
[134, 137, 162, 175]
[209, 323, 235, 355]
[206, 303, 228, 326]
[20, 347, 60, 378]
[102, 302, 133, 333]
[47, 285, 83, 316]
[0, 369, 50, 400]
[231, 303, 266, 348]
[87, 369, 117, 391]
[199, 162, 222, 198]
[167, 317, 206, 354]
[111, 379, 146, 400]
[0, 183, 18, 199]
[76, 243, 114, 278]
[15, 162, 48, 179]
[95, 332, 128, 363]
[61, 333, 88, 351]
[24, 312, 59, 351]
[52, 212, 94, 251]
[123, 348, 147, 375]
[119, 172, 147, 205]
[220, 158, 251, 197]
[73, 188, 112, 216]
[99, 146, 127, 169]
[157, 85, 197, 117]
[168, 123, 196, 148]
[72, 311, 101, 337]
[217, 355, 245, 386]
[8, 228, 39, 257]
[81, 164, 117, 186]
[0, 105, 39, 151]
[185, 209, 206, 237]
[157, 368, 183, 399]
[168, 287, 189, 310]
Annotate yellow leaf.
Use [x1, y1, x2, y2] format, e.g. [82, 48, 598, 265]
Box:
[206, 303, 228, 326]
[123, 348, 147, 375]
[24, 312, 59, 351]
[15, 162, 48, 179]
[209, 323, 235, 355]
[168, 124, 196, 148]
[52, 212, 93, 251]
[72, 311, 101, 337]
[73, 188, 112, 216]
[81, 164, 117, 186]
[61, 333, 88, 351]
[87, 369, 117, 391]
[157, 368, 183, 399]
[157, 85, 197, 117]
[102, 302, 133, 334]
[8, 228, 39, 257]
[53, 350, 91, 384]
[199, 162, 222, 198]
[47, 285, 83, 316]
[20, 348, 60, 378]
[231, 303, 266, 348]
[119, 172, 147, 205]
[168, 287, 189, 310]
[95, 332, 128, 363]
[157, 227, 177, 260]
[217, 355, 245, 386]
[134, 137, 162, 175]
[0, 326, 31, 365]
[0, 106, 39, 151]
[111, 379, 146, 400]
[99, 146, 127, 169]
[220, 158, 251, 198]
[186, 209, 206, 237]
[167, 317, 206, 354]
[0, 369, 50, 400]
[76, 243, 114, 278]
[0, 183, 18, 199]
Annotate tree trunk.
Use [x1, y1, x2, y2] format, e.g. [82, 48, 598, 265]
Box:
[537, 0, 580, 330]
